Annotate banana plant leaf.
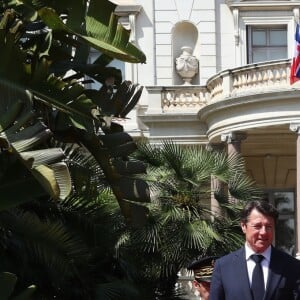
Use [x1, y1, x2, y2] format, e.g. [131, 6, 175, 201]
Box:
[0, 83, 72, 202]
[0, 177, 47, 211]
[0, 272, 36, 300]
[0, 2, 150, 226]
[38, 0, 146, 63]
[113, 159, 147, 175]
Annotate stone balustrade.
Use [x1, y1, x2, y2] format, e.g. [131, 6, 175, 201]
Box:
[151, 59, 293, 112]
[161, 86, 209, 111]
[207, 59, 291, 102]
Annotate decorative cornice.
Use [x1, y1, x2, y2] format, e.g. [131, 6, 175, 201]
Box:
[114, 5, 142, 17]
[114, 4, 142, 43]
[290, 122, 300, 133]
[226, 0, 300, 11]
[233, 9, 239, 46]
[221, 131, 247, 143]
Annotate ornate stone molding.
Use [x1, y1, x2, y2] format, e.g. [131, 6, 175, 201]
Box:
[175, 46, 199, 85]
[225, 0, 300, 10]
[233, 8, 239, 46]
[114, 4, 142, 43]
[289, 122, 300, 134]
[221, 131, 247, 144]
[114, 4, 142, 17]
[128, 14, 136, 43]
[294, 8, 300, 24]
[161, 86, 208, 111]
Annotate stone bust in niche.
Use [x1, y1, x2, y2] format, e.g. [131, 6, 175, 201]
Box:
[175, 46, 198, 85]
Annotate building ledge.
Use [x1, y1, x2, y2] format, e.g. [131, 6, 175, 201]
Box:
[226, 0, 300, 11]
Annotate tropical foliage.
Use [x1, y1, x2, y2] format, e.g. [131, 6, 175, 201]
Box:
[115, 140, 262, 296]
[0, 0, 263, 299]
[0, 272, 36, 300]
[0, 0, 151, 298]
[0, 0, 149, 222]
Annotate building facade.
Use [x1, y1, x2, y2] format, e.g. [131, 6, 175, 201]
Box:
[113, 0, 300, 262]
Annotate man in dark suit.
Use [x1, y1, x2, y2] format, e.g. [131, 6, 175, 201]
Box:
[210, 200, 300, 300]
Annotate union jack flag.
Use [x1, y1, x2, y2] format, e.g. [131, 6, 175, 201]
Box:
[290, 23, 300, 84]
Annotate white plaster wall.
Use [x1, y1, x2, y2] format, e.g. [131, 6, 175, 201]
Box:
[218, 2, 236, 70]
[131, 0, 297, 92]
[134, 0, 218, 87]
[134, 0, 155, 88]
[129, 0, 298, 136]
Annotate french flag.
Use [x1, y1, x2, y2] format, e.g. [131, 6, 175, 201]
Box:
[290, 23, 300, 84]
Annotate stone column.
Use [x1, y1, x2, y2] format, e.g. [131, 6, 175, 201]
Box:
[289, 123, 300, 259]
[221, 131, 247, 203]
[221, 131, 247, 156]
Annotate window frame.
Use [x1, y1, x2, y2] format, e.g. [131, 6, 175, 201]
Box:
[247, 25, 288, 64]
[238, 12, 294, 66]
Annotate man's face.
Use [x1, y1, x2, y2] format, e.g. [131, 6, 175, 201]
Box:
[193, 280, 210, 300]
[241, 208, 274, 253]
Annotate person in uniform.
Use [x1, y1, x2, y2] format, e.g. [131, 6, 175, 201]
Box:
[187, 256, 219, 300]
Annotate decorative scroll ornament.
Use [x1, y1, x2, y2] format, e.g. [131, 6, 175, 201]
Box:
[175, 46, 198, 85]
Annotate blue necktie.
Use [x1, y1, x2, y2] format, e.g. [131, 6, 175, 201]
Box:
[251, 254, 265, 300]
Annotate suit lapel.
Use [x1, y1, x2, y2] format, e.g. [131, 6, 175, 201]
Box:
[264, 247, 283, 300]
[234, 248, 254, 300]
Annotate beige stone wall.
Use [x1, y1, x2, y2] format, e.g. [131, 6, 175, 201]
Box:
[245, 156, 296, 189]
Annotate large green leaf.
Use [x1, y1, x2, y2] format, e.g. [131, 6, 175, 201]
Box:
[38, 3, 146, 63]
[0, 177, 47, 211]
[0, 272, 17, 300]
[0, 99, 23, 132]
[0, 10, 27, 82]
[0, 2, 150, 227]
[0, 82, 73, 202]
[0, 272, 36, 300]
[32, 163, 72, 200]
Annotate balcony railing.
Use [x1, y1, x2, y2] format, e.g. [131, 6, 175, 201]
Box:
[161, 86, 209, 111]
[155, 59, 293, 112]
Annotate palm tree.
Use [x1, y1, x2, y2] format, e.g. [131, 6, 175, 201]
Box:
[0, 145, 147, 299]
[116, 139, 262, 297]
[0, 1, 262, 299]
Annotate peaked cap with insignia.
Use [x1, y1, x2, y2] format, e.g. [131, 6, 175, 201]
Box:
[187, 256, 219, 282]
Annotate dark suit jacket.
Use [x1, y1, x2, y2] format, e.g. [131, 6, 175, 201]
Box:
[210, 246, 300, 300]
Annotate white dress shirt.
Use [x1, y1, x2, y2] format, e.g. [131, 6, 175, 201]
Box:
[245, 243, 271, 289]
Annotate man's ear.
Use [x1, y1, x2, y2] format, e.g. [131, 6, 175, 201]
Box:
[241, 222, 246, 233]
[193, 280, 200, 289]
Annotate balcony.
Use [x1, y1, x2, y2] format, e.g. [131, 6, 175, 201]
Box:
[146, 59, 293, 113]
[140, 59, 300, 144]
[207, 59, 292, 103]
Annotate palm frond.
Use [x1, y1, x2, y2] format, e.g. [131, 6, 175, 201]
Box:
[95, 280, 140, 300]
[134, 140, 163, 167]
[228, 171, 263, 200]
[182, 220, 221, 249]
[161, 140, 185, 178]
[0, 210, 89, 276]
[130, 215, 163, 253]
